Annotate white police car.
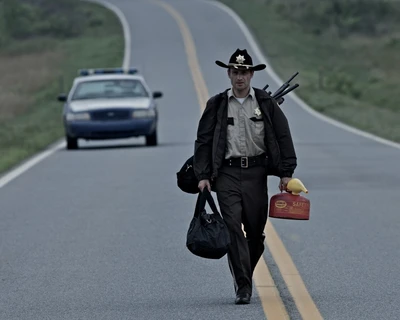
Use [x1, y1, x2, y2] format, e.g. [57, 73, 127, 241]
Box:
[57, 68, 162, 149]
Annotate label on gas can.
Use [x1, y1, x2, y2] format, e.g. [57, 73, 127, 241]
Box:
[275, 200, 287, 209]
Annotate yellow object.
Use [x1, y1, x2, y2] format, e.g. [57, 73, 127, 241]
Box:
[287, 178, 308, 195]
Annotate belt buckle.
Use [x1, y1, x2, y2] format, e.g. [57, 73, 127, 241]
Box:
[241, 157, 248, 168]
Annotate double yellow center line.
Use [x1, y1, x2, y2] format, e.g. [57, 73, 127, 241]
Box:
[154, 1, 323, 319]
[155, 1, 209, 111]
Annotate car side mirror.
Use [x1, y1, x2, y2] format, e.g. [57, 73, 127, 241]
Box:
[58, 94, 67, 102]
[152, 91, 163, 99]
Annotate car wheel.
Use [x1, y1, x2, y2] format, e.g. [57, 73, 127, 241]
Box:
[66, 135, 78, 150]
[146, 130, 157, 146]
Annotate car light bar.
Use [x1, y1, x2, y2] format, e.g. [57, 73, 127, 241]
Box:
[78, 68, 139, 76]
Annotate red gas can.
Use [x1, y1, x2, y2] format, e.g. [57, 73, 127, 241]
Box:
[269, 178, 310, 220]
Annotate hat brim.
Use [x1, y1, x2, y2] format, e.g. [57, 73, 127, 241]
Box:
[215, 60, 266, 71]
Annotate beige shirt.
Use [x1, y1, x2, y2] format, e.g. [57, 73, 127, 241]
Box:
[225, 87, 266, 159]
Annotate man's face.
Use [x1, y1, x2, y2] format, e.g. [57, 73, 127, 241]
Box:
[228, 69, 254, 92]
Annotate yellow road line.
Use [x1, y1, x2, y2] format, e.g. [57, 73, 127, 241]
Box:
[154, 0, 209, 112]
[253, 258, 290, 319]
[266, 222, 324, 319]
[153, 1, 321, 319]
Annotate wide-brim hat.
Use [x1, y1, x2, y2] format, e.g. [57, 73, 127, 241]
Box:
[215, 48, 266, 71]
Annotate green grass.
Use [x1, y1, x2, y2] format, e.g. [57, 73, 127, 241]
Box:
[0, 1, 124, 175]
[219, 0, 400, 143]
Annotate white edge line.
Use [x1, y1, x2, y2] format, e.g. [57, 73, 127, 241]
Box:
[0, 0, 131, 189]
[0, 142, 65, 189]
[208, 0, 400, 151]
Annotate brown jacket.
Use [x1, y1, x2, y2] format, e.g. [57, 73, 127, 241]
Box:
[194, 87, 297, 181]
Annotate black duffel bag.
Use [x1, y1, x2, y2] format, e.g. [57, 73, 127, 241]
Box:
[176, 155, 199, 194]
[186, 188, 231, 259]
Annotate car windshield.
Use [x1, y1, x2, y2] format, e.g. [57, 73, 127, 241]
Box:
[71, 79, 149, 100]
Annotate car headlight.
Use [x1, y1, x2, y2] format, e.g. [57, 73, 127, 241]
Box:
[132, 109, 156, 118]
[66, 112, 91, 121]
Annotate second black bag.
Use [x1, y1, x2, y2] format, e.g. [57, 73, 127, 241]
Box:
[186, 188, 231, 259]
[176, 155, 199, 194]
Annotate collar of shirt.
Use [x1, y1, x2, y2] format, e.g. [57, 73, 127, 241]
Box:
[228, 87, 255, 102]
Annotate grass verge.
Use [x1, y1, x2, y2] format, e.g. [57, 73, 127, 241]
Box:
[0, 1, 124, 175]
[218, 0, 400, 143]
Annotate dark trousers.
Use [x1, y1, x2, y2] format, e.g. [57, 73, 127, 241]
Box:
[215, 164, 269, 296]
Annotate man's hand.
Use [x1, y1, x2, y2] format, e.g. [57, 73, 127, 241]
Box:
[198, 179, 211, 192]
[279, 177, 291, 192]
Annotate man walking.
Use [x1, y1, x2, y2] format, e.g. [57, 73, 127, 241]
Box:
[193, 49, 297, 304]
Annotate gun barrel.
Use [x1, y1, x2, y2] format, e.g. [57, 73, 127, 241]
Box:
[271, 83, 289, 98]
[271, 72, 299, 98]
[286, 71, 299, 84]
[262, 84, 269, 91]
[274, 83, 299, 99]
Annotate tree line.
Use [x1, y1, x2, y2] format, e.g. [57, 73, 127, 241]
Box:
[0, 0, 93, 46]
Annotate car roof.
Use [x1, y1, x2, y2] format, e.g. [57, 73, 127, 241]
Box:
[73, 73, 145, 85]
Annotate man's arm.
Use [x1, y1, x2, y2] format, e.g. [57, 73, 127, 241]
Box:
[269, 98, 297, 178]
[194, 97, 218, 182]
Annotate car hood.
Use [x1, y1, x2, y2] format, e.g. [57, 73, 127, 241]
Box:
[69, 98, 151, 112]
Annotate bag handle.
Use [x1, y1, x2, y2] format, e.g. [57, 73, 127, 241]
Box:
[204, 189, 219, 214]
[194, 188, 219, 218]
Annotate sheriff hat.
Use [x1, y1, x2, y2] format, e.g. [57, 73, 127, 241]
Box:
[215, 48, 266, 71]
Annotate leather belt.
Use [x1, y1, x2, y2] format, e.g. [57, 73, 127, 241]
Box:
[223, 154, 267, 168]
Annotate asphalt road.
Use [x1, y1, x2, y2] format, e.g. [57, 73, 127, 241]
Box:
[1, 0, 399, 319]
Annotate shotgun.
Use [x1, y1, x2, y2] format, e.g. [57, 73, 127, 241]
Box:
[262, 71, 300, 100]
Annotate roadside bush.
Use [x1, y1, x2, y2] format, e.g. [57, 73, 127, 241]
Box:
[325, 72, 363, 99]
